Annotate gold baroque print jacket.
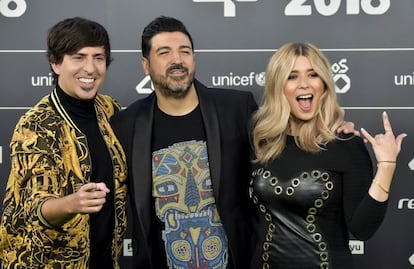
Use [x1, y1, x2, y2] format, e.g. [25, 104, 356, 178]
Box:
[0, 89, 127, 269]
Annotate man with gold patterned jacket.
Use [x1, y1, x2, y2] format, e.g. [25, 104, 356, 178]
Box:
[0, 17, 127, 269]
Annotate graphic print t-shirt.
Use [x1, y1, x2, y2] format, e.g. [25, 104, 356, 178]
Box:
[152, 105, 228, 269]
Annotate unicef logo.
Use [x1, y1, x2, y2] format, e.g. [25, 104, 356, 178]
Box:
[207, 60, 350, 93]
[252, 65, 350, 93]
[0, 0, 27, 17]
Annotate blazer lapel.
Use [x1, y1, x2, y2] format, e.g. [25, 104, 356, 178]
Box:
[131, 94, 156, 242]
[195, 81, 222, 199]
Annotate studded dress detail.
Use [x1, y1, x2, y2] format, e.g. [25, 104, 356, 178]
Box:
[249, 135, 387, 269]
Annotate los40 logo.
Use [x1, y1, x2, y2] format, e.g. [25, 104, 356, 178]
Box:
[285, 0, 390, 16]
[0, 0, 26, 17]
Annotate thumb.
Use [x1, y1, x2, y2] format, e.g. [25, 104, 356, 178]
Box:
[80, 182, 98, 192]
[95, 182, 110, 193]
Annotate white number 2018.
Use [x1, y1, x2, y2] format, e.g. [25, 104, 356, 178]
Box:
[285, 0, 390, 16]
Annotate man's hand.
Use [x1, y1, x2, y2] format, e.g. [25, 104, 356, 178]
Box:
[41, 182, 110, 227]
[75, 182, 110, 214]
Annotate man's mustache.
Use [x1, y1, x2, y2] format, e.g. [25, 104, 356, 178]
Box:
[166, 64, 188, 74]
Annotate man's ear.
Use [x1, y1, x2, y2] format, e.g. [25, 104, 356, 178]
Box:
[141, 57, 149, 75]
[50, 62, 61, 76]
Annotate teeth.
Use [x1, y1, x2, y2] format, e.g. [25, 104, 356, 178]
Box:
[297, 94, 313, 100]
[174, 209, 210, 220]
[79, 78, 94, 83]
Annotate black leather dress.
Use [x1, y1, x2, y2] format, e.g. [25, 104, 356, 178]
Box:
[249, 135, 387, 269]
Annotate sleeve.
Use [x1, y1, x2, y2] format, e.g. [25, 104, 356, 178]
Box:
[3, 116, 65, 230]
[342, 136, 388, 240]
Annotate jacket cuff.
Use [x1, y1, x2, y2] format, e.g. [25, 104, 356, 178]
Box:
[36, 198, 57, 229]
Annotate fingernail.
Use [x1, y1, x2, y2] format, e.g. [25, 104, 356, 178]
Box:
[383, 111, 388, 116]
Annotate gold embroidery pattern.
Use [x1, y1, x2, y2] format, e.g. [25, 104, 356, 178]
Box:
[0, 93, 127, 268]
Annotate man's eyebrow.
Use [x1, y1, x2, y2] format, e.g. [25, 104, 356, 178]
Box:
[179, 45, 192, 50]
[155, 46, 170, 52]
[155, 45, 192, 52]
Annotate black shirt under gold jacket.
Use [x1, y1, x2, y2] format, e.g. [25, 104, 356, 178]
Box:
[0, 89, 127, 269]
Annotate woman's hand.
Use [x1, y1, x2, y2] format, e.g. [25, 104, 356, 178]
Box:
[361, 111, 406, 163]
[361, 111, 406, 201]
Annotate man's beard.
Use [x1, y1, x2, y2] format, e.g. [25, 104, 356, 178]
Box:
[152, 64, 195, 99]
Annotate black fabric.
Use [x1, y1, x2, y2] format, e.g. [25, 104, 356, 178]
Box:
[250, 135, 387, 269]
[152, 104, 206, 151]
[56, 86, 114, 268]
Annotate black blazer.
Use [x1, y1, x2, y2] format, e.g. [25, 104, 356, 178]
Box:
[111, 80, 258, 268]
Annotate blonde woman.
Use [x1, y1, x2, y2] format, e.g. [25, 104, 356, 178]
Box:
[249, 42, 405, 269]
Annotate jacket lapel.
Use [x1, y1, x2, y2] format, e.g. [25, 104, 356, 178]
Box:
[195, 81, 222, 199]
[131, 94, 156, 241]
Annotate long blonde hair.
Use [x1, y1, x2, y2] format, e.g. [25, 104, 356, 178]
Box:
[252, 42, 343, 164]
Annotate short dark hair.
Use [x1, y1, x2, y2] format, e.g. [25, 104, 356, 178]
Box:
[47, 17, 112, 84]
[141, 16, 194, 58]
